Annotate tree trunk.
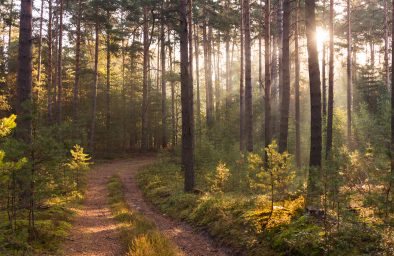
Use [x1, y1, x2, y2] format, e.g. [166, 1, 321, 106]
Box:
[161, 16, 167, 148]
[106, 10, 111, 151]
[47, 0, 53, 122]
[390, 0, 394, 215]
[36, 0, 44, 86]
[305, 0, 322, 208]
[243, 0, 253, 152]
[194, 24, 201, 141]
[264, 0, 272, 150]
[215, 32, 221, 120]
[294, 0, 301, 168]
[279, 0, 290, 153]
[89, 8, 99, 154]
[16, 0, 33, 229]
[169, 40, 177, 147]
[322, 0, 327, 118]
[16, 0, 33, 143]
[141, 7, 150, 152]
[384, 0, 389, 89]
[73, 0, 82, 127]
[240, 0, 245, 151]
[326, 0, 334, 158]
[180, 0, 195, 192]
[347, 0, 352, 146]
[57, 0, 64, 123]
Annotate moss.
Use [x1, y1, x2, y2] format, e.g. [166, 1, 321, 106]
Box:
[137, 158, 387, 256]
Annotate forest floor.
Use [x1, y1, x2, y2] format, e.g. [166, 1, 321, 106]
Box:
[62, 156, 229, 256]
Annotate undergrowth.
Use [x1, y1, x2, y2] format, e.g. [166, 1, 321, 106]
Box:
[107, 175, 180, 256]
[0, 192, 83, 255]
[137, 157, 387, 256]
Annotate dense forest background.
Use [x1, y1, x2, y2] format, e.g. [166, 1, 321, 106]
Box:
[0, 0, 394, 255]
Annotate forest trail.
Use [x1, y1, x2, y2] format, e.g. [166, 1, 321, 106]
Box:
[62, 156, 229, 256]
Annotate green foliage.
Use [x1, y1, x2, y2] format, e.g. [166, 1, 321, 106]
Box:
[65, 145, 92, 190]
[107, 176, 180, 256]
[208, 162, 230, 193]
[138, 155, 390, 255]
[248, 141, 295, 200]
[0, 114, 16, 137]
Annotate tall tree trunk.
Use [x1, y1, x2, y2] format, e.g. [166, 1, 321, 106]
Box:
[243, 0, 253, 152]
[294, 0, 301, 168]
[141, 7, 150, 151]
[188, 0, 193, 87]
[240, 0, 245, 151]
[180, 0, 195, 192]
[47, 0, 53, 122]
[279, 0, 290, 153]
[194, 24, 201, 141]
[347, 0, 352, 146]
[89, 8, 99, 154]
[215, 33, 221, 120]
[264, 0, 271, 150]
[305, 0, 322, 208]
[161, 17, 167, 148]
[16, 0, 33, 144]
[169, 40, 176, 147]
[277, 0, 283, 107]
[208, 26, 214, 124]
[326, 0, 334, 158]
[36, 0, 44, 86]
[384, 0, 389, 89]
[390, 0, 394, 215]
[322, 0, 327, 118]
[6, 0, 14, 87]
[106, 10, 111, 151]
[57, 0, 64, 123]
[16, 0, 33, 229]
[73, 0, 82, 127]
[225, 2, 231, 120]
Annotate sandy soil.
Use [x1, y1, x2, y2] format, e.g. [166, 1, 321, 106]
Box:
[62, 156, 230, 256]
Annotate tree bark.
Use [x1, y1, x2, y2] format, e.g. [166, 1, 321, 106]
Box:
[243, 0, 253, 152]
[16, 0, 33, 143]
[322, 0, 327, 118]
[264, 0, 271, 150]
[326, 0, 334, 158]
[141, 7, 150, 151]
[73, 0, 82, 127]
[106, 10, 111, 151]
[57, 0, 64, 123]
[384, 0, 389, 89]
[390, 0, 394, 215]
[16, 0, 33, 229]
[36, 0, 44, 86]
[161, 13, 167, 148]
[347, 0, 352, 146]
[47, 0, 53, 122]
[305, 0, 322, 208]
[279, 0, 290, 153]
[89, 8, 99, 154]
[194, 24, 201, 141]
[240, 0, 245, 151]
[180, 0, 195, 192]
[294, 0, 301, 168]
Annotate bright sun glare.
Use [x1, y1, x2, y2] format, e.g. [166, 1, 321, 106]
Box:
[316, 27, 329, 47]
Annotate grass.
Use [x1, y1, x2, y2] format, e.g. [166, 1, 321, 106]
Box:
[137, 157, 388, 256]
[0, 192, 83, 255]
[107, 175, 180, 256]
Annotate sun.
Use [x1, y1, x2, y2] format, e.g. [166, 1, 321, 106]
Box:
[316, 27, 329, 47]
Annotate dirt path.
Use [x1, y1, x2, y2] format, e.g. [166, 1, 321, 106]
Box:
[63, 156, 229, 256]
